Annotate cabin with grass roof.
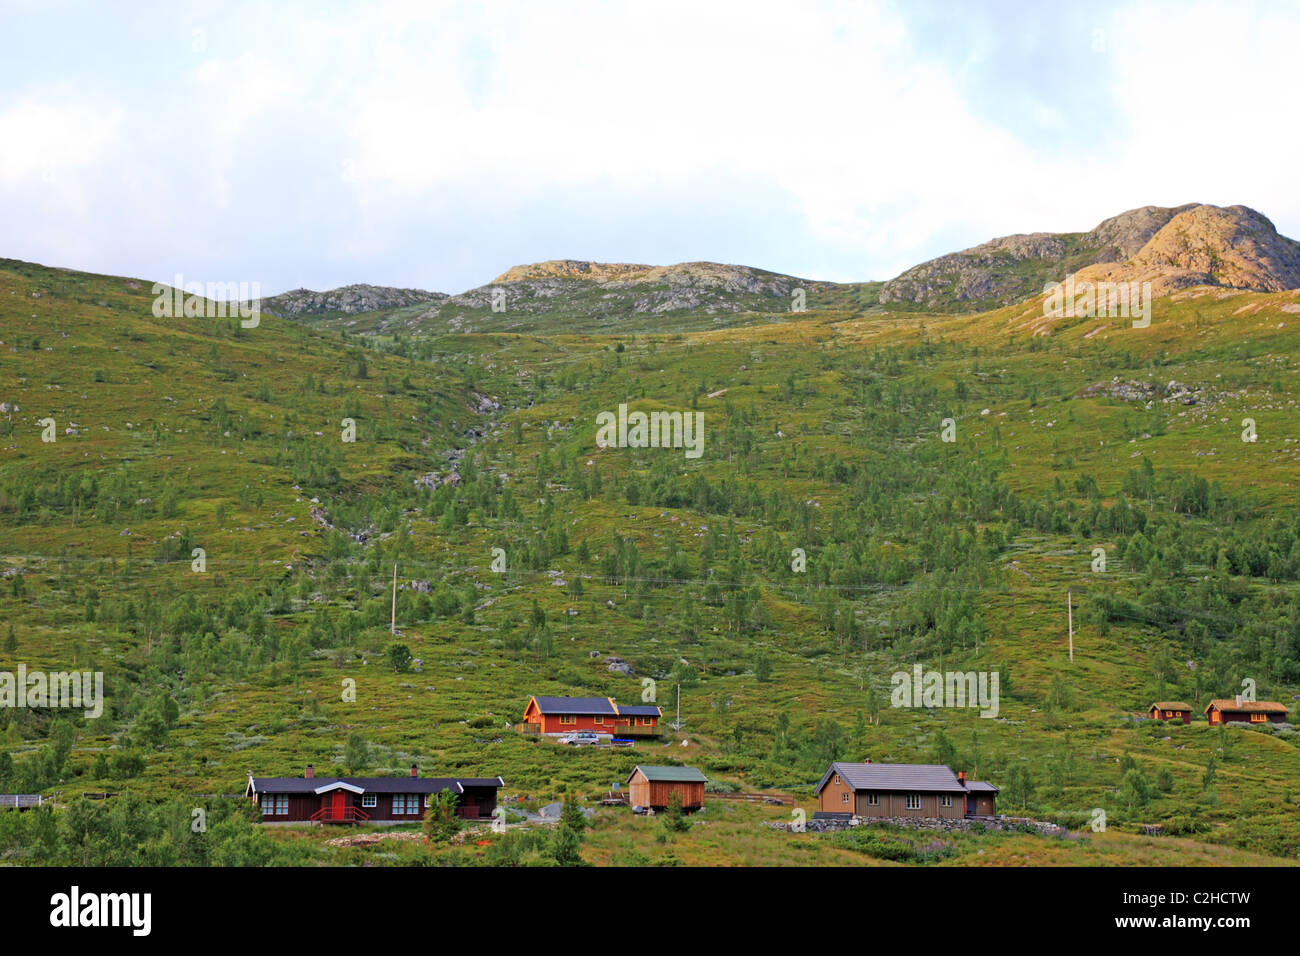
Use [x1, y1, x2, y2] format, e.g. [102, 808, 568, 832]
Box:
[1148, 701, 1193, 724]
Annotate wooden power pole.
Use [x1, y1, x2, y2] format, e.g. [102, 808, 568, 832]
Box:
[391, 563, 398, 635]
[1067, 589, 1074, 662]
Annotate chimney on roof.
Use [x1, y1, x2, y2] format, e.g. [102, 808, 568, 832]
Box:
[305, 764, 314, 779]
[958, 770, 967, 786]
[1236, 694, 1243, 708]
[410, 763, 418, 778]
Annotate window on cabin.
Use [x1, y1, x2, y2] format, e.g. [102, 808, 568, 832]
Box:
[940, 795, 952, 808]
[262, 794, 288, 816]
[1250, 712, 1266, 723]
[841, 792, 850, 805]
[865, 794, 879, 806]
[361, 794, 377, 808]
[594, 716, 604, 724]
[833, 774, 841, 785]
[559, 715, 576, 725]
[393, 794, 421, 815]
[905, 794, 922, 810]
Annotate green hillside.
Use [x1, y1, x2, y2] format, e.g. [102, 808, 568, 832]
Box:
[2, 256, 1299, 867]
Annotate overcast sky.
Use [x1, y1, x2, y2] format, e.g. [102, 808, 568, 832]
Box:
[2, 0, 1296, 296]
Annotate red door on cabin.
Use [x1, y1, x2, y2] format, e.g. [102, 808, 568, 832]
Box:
[328, 790, 347, 821]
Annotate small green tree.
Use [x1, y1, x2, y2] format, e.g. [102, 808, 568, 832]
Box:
[552, 796, 588, 866]
[343, 732, 371, 774]
[661, 790, 692, 834]
[1121, 768, 1153, 809]
[930, 728, 957, 767]
[1003, 765, 1036, 811]
[754, 650, 773, 682]
[422, 789, 462, 843]
[2, 624, 15, 652]
[385, 643, 412, 673]
[1155, 767, 1174, 793]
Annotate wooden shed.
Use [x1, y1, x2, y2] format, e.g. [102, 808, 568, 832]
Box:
[627, 765, 707, 811]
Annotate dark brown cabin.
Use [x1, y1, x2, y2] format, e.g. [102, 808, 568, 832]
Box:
[246, 764, 504, 824]
[1205, 697, 1288, 726]
[1148, 701, 1193, 724]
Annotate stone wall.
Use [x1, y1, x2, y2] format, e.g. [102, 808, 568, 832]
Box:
[776, 815, 1068, 836]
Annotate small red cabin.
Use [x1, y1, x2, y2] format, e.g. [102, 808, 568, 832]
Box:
[521, 695, 662, 737]
[1148, 701, 1193, 724]
[246, 764, 504, 824]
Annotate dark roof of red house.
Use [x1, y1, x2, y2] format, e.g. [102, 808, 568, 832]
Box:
[526, 696, 660, 717]
[245, 775, 504, 796]
[530, 695, 617, 715]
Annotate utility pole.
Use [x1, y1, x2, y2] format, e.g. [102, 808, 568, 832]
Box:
[391, 562, 397, 635]
[673, 683, 682, 731]
[1067, 589, 1074, 662]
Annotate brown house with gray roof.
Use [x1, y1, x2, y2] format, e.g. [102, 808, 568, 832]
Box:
[815, 762, 998, 819]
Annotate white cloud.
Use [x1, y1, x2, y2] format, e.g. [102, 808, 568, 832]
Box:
[0, 0, 1297, 290]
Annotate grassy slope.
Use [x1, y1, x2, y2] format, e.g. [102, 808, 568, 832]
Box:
[2, 258, 1298, 865]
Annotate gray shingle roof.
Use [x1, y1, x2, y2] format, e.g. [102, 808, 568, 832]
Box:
[531, 695, 617, 716]
[816, 762, 967, 794]
[615, 704, 662, 717]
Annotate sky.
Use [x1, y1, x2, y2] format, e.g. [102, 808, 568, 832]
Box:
[1, 0, 1297, 296]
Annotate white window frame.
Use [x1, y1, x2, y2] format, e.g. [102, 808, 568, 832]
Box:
[865, 793, 879, 806]
[361, 793, 377, 808]
[905, 793, 922, 811]
[841, 791, 850, 805]
[940, 795, 952, 808]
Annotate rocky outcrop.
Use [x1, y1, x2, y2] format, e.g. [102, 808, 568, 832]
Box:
[1072, 204, 1300, 296]
[417, 260, 839, 324]
[878, 203, 1300, 311]
[258, 283, 446, 317]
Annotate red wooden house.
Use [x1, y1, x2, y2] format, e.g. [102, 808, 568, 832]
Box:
[521, 695, 662, 737]
[1205, 696, 1288, 726]
[1148, 701, 1193, 724]
[246, 764, 504, 824]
